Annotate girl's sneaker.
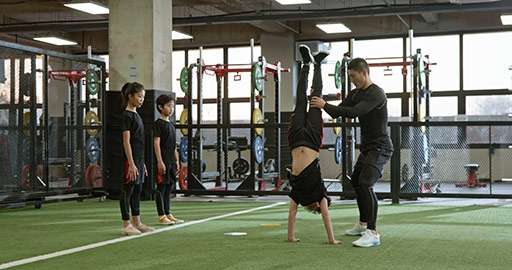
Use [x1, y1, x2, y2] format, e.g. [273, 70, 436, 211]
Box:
[122, 225, 142, 236]
[158, 216, 175, 225]
[166, 214, 184, 224]
[135, 223, 155, 233]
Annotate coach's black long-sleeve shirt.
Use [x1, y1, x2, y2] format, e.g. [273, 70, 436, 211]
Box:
[323, 84, 393, 153]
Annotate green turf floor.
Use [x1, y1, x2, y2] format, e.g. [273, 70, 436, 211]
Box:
[1, 199, 512, 270]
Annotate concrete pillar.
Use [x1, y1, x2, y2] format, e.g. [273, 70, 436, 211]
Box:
[260, 32, 296, 113]
[109, 0, 172, 92]
[106, 0, 172, 200]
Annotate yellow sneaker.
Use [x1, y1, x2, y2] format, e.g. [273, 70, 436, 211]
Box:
[134, 223, 155, 233]
[166, 214, 184, 224]
[158, 216, 175, 225]
[121, 224, 142, 236]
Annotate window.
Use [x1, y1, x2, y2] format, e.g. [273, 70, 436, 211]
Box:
[317, 41, 349, 95]
[407, 35, 459, 91]
[430, 97, 457, 117]
[188, 48, 224, 100]
[466, 95, 512, 115]
[463, 31, 512, 90]
[387, 98, 401, 117]
[354, 38, 404, 93]
[227, 46, 261, 98]
[172, 51, 185, 95]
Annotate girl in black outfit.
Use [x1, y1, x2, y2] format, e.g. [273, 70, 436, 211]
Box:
[153, 94, 183, 225]
[120, 82, 154, 236]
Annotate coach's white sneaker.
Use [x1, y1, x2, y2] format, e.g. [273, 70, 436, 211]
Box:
[345, 223, 367, 236]
[352, 229, 380, 247]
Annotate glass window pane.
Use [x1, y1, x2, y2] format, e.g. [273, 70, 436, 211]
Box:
[318, 41, 348, 95]
[463, 32, 512, 90]
[228, 46, 261, 98]
[466, 95, 512, 115]
[172, 51, 185, 94]
[406, 35, 459, 91]
[387, 98, 401, 117]
[230, 102, 251, 122]
[188, 48, 224, 99]
[354, 38, 404, 93]
[430, 97, 457, 117]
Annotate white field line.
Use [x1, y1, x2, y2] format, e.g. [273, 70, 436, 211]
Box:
[0, 202, 286, 269]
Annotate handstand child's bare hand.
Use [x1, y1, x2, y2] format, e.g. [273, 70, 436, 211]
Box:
[327, 239, 343, 245]
[286, 237, 301, 242]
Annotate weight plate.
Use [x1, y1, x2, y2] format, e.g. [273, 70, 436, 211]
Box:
[84, 111, 99, 136]
[178, 166, 188, 190]
[85, 165, 103, 187]
[252, 108, 263, 135]
[333, 117, 341, 135]
[86, 69, 100, 95]
[86, 137, 100, 163]
[252, 64, 264, 92]
[179, 137, 188, 163]
[232, 157, 249, 175]
[21, 165, 30, 189]
[180, 67, 189, 93]
[334, 136, 342, 164]
[180, 109, 188, 135]
[22, 111, 30, 136]
[253, 136, 264, 164]
[334, 61, 342, 89]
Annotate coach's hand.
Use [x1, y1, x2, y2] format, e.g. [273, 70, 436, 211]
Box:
[310, 96, 326, 109]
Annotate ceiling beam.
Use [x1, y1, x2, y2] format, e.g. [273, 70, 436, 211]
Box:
[173, 1, 512, 26]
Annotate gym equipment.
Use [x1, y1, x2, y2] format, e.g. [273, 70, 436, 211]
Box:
[328, 61, 342, 89]
[179, 137, 188, 163]
[86, 137, 100, 163]
[84, 111, 99, 136]
[85, 165, 103, 187]
[253, 136, 264, 164]
[232, 157, 249, 175]
[180, 109, 188, 135]
[178, 166, 188, 190]
[252, 63, 264, 92]
[252, 108, 263, 135]
[334, 136, 342, 164]
[332, 117, 341, 135]
[191, 159, 207, 174]
[22, 111, 30, 136]
[456, 164, 486, 188]
[85, 69, 100, 95]
[21, 165, 30, 189]
[179, 67, 189, 93]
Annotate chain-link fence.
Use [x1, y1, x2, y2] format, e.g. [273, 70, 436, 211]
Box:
[0, 41, 106, 206]
[399, 123, 512, 197]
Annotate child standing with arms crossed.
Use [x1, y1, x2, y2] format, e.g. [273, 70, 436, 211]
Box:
[153, 94, 184, 225]
[120, 82, 154, 236]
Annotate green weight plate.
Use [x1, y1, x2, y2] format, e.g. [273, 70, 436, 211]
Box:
[86, 69, 100, 95]
[252, 64, 264, 92]
[180, 67, 189, 93]
[334, 61, 341, 89]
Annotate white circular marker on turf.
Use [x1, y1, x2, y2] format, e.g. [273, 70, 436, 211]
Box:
[224, 232, 247, 236]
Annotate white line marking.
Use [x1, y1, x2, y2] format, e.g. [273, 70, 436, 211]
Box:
[0, 202, 285, 269]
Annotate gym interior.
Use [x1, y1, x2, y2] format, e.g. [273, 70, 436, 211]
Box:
[1, 0, 512, 269]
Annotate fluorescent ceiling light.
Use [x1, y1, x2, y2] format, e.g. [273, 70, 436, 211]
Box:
[33, 37, 77, 46]
[64, 3, 109, 15]
[501, 15, 512, 25]
[275, 0, 311, 5]
[172, 31, 193, 40]
[316, 23, 351, 34]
